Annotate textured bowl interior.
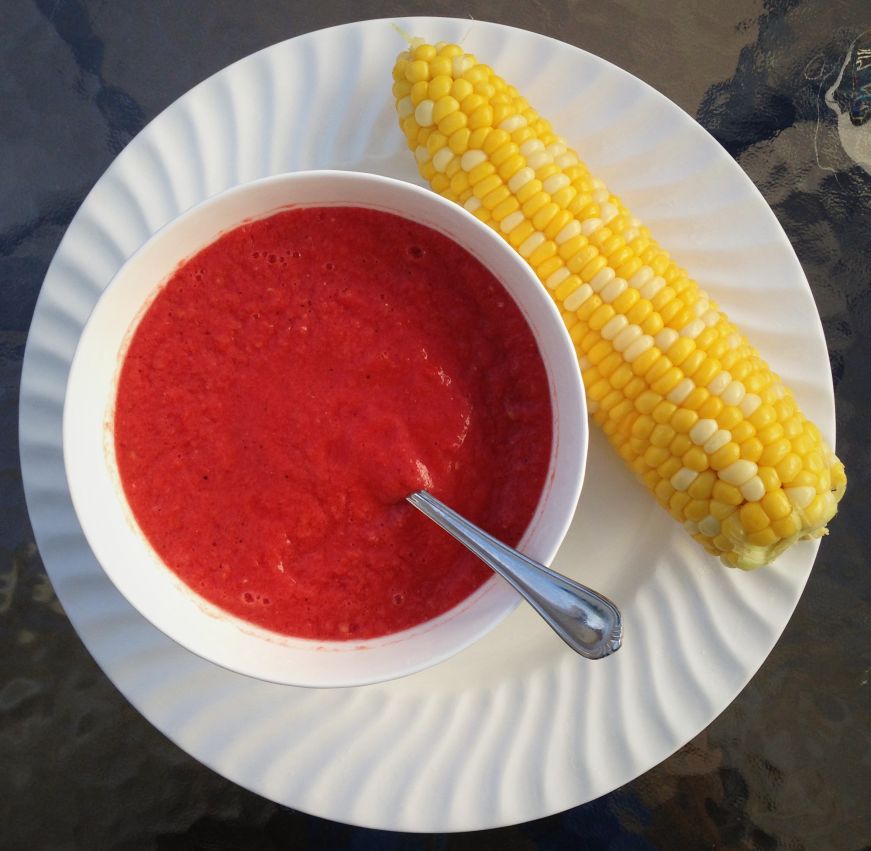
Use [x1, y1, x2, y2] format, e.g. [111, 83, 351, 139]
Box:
[63, 169, 587, 688]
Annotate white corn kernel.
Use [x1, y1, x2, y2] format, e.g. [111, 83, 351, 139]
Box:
[601, 315, 629, 341]
[452, 55, 473, 76]
[580, 218, 603, 236]
[499, 114, 528, 133]
[671, 467, 699, 491]
[593, 188, 609, 204]
[667, 378, 694, 404]
[639, 275, 666, 299]
[520, 139, 544, 156]
[683, 519, 700, 535]
[624, 335, 654, 362]
[703, 429, 732, 454]
[695, 297, 710, 316]
[589, 267, 615, 292]
[707, 371, 732, 396]
[600, 277, 627, 302]
[545, 142, 567, 157]
[555, 152, 578, 168]
[527, 151, 551, 170]
[555, 220, 581, 245]
[719, 459, 758, 486]
[654, 328, 679, 351]
[397, 96, 414, 118]
[680, 318, 706, 339]
[543, 174, 570, 194]
[518, 232, 545, 258]
[544, 266, 569, 290]
[499, 210, 525, 234]
[461, 149, 487, 171]
[622, 227, 639, 243]
[785, 486, 815, 509]
[599, 202, 619, 224]
[613, 325, 642, 353]
[464, 196, 481, 213]
[415, 99, 435, 127]
[728, 333, 742, 349]
[432, 147, 454, 173]
[545, 266, 570, 291]
[563, 283, 593, 312]
[740, 393, 762, 416]
[721, 380, 746, 406]
[699, 515, 721, 537]
[740, 476, 766, 502]
[690, 419, 719, 445]
[702, 309, 720, 326]
[629, 266, 654, 290]
[415, 145, 430, 163]
[508, 167, 535, 192]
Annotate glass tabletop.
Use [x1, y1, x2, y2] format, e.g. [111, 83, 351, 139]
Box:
[2, 1, 868, 848]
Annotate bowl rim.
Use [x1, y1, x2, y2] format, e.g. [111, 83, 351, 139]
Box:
[62, 169, 588, 687]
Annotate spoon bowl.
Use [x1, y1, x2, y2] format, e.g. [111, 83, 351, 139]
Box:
[408, 491, 622, 659]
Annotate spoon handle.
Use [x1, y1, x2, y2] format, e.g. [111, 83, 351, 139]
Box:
[407, 491, 622, 660]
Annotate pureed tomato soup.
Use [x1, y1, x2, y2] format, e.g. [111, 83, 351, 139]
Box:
[113, 207, 552, 641]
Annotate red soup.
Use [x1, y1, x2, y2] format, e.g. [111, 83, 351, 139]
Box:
[114, 207, 552, 640]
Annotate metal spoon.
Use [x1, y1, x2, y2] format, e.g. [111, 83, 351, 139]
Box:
[407, 490, 622, 659]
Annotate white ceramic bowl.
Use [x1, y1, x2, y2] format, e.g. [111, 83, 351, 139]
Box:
[63, 170, 588, 688]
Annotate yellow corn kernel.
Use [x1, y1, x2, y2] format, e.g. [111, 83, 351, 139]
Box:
[688, 470, 716, 500]
[649, 423, 675, 448]
[670, 434, 692, 457]
[635, 390, 660, 415]
[740, 502, 770, 533]
[730, 419, 755, 445]
[429, 59, 453, 80]
[413, 43, 437, 61]
[748, 527, 779, 547]
[710, 442, 741, 471]
[671, 408, 699, 433]
[771, 515, 800, 539]
[740, 438, 764, 463]
[717, 406, 742, 431]
[682, 447, 709, 473]
[776, 453, 802, 484]
[697, 396, 723, 419]
[712, 481, 743, 506]
[429, 75, 454, 101]
[761, 490, 792, 521]
[450, 77, 474, 100]
[655, 479, 674, 504]
[669, 491, 692, 517]
[710, 499, 737, 520]
[405, 60, 430, 82]
[632, 415, 656, 440]
[645, 357, 672, 385]
[757, 466, 780, 492]
[631, 348, 660, 378]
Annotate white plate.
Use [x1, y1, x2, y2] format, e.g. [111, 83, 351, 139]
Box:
[20, 17, 834, 832]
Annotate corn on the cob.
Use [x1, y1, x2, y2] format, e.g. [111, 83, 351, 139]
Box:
[391, 40, 846, 570]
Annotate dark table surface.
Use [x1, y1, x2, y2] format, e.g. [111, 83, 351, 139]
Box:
[3, 2, 870, 849]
